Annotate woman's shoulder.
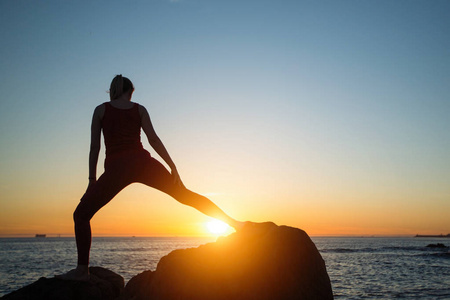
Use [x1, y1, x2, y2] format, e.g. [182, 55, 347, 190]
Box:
[93, 103, 107, 119]
[96, 102, 107, 111]
[136, 102, 148, 114]
[131, 101, 143, 107]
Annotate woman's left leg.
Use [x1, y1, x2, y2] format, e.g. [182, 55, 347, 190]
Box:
[57, 155, 135, 280]
[73, 172, 128, 267]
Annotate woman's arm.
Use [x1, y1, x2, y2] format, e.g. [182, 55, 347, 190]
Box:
[139, 105, 183, 186]
[88, 105, 103, 182]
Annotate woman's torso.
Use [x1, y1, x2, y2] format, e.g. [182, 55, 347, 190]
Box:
[101, 101, 144, 157]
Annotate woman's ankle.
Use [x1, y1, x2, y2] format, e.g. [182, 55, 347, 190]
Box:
[76, 265, 89, 273]
[56, 266, 90, 281]
[231, 220, 245, 230]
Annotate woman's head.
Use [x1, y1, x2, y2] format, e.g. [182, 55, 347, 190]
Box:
[109, 75, 134, 100]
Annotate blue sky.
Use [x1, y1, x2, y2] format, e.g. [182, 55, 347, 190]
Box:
[0, 0, 449, 236]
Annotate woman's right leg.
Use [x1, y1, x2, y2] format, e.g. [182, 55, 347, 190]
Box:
[171, 187, 242, 229]
[138, 156, 243, 229]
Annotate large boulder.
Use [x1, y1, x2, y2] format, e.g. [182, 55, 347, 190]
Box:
[118, 270, 154, 300]
[125, 222, 333, 300]
[3, 223, 333, 300]
[2, 267, 124, 300]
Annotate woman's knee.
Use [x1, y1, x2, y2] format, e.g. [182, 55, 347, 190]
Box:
[173, 187, 206, 207]
[73, 204, 93, 223]
[171, 186, 193, 205]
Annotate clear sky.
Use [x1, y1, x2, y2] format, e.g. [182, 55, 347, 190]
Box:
[0, 0, 449, 237]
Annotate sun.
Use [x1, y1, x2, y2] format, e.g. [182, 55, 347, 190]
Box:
[206, 220, 230, 235]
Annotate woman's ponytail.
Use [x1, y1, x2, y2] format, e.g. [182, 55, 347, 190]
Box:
[109, 75, 124, 100]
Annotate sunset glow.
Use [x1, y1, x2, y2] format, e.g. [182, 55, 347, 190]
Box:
[206, 220, 230, 235]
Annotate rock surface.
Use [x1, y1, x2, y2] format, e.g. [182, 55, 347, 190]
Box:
[2, 267, 124, 300]
[3, 223, 333, 300]
[426, 243, 448, 248]
[125, 222, 333, 300]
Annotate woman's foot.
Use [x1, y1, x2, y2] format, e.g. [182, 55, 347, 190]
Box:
[238, 221, 274, 231]
[233, 220, 258, 231]
[56, 265, 90, 281]
[229, 220, 245, 231]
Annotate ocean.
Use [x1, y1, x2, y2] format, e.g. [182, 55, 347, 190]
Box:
[0, 236, 449, 299]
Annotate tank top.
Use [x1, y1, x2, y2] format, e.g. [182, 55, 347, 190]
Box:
[101, 102, 144, 157]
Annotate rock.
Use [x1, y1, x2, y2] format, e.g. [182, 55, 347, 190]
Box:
[118, 270, 154, 300]
[2, 267, 124, 300]
[3, 223, 333, 300]
[125, 222, 333, 300]
[426, 243, 448, 248]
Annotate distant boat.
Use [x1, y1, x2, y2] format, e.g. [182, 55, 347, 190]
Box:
[35, 234, 46, 238]
[415, 234, 450, 238]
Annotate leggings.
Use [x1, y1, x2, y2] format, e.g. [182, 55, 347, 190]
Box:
[73, 149, 215, 265]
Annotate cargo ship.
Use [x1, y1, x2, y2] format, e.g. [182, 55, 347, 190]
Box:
[415, 234, 450, 238]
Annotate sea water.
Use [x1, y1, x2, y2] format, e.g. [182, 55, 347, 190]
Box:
[0, 236, 449, 299]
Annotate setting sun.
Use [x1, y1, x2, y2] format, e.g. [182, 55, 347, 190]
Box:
[206, 220, 230, 235]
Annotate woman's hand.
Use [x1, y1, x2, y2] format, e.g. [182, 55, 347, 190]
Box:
[171, 169, 185, 188]
[85, 178, 97, 194]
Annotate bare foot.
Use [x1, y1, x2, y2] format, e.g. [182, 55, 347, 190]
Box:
[234, 221, 256, 231]
[231, 220, 246, 231]
[55, 268, 90, 282]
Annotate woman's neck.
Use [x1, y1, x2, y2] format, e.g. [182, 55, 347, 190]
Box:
[110, 96, 134, 109]
[113, 93, 131, 101]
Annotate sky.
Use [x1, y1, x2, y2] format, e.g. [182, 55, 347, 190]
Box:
[0, 0, 449, 237]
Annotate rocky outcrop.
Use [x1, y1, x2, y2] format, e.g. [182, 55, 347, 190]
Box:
[3, 223, 333, 300]
[124, 222, 333, 300]
[426, 243, 448, 248]
[118, 270, 154, 300]
[2, 267, 124, 300]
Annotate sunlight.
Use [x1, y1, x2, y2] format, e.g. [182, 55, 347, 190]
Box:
[206, 220, 229, 235]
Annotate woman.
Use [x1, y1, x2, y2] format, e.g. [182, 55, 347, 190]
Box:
[58, 75, 243, 281]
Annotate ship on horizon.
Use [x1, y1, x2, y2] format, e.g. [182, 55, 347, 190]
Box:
[415, 233, 450, 238]
[35, 234, 46, 238]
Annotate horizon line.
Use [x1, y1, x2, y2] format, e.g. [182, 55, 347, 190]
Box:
[2, 233, 446, 239]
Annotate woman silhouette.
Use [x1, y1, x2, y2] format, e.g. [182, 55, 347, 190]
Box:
[58, 75, 242, 281]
